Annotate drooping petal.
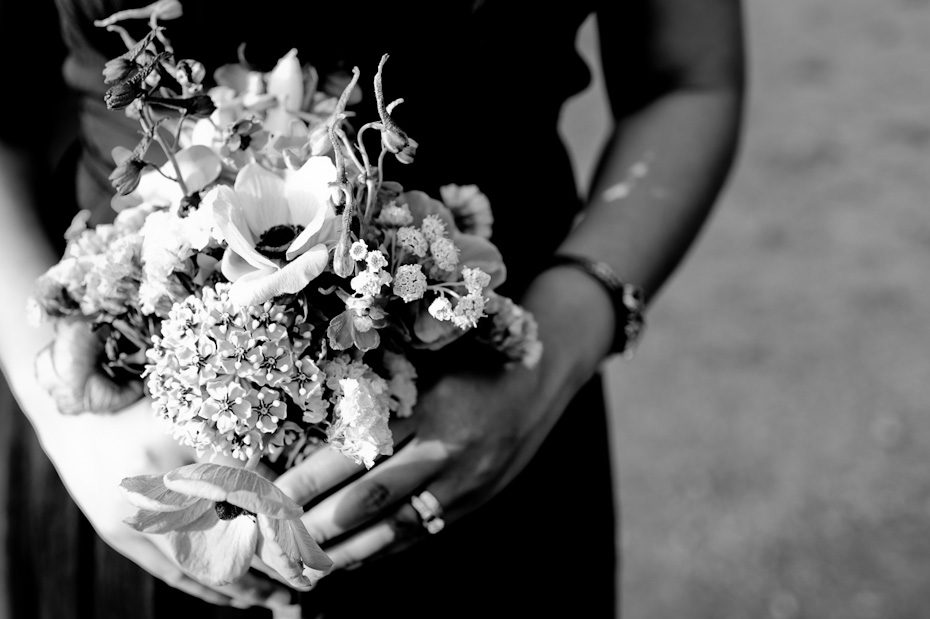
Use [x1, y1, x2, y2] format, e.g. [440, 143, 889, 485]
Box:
[220, 248, 259, 282]
[353, 324, 381, 352]
[120, 474, 204, 512]
[125, 500, 213, 534]
[284, 156, 336, 226]
[256, 515, 332, 588]
[228, 244, 329, 308]
[210, 187, 278, 271]
[264, 49, 303, 136]
[233, 163, 291, 235]
[163, 463, 303, 519]
[326, 311, 355, 351]
[168, 509, 258, 586]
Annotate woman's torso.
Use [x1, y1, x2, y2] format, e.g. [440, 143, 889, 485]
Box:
[6, 2, 622, 618]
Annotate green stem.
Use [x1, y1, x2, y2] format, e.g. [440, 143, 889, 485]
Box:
[142, 106, 189, 197]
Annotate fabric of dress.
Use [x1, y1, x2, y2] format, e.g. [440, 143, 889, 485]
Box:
[2, 1, 633, 617]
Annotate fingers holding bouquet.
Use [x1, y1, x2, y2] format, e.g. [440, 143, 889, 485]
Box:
[27, 9, 543, 612]
[275, 363, 548, 575]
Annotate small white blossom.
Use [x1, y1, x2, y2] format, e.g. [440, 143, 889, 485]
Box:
[462, 266, 491, 294]
[396, 226, 428, 257]
[349, 240, 369, 262]
[350, 268, 392, 297]
[392, 264, 428, 303]
[428, 297, 454, 322]
[365, 250, 388, 272]
[452, 293, 486, 330]
[377, 201, 414, 227]
[430, 237, 459, 272]
[421, 214, 446, 243]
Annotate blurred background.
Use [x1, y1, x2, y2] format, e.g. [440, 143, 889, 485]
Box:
[559, 1, 930, 618]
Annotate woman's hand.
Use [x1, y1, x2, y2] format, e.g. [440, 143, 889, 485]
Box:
[16, 328, 295, 610]
[272, 266, 614, 575]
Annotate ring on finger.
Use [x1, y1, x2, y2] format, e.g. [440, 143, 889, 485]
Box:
[410, 490, 445, 534]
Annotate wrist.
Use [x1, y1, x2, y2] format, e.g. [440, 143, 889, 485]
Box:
[520, 265, 614, 393]
[544, 254, 646, 358]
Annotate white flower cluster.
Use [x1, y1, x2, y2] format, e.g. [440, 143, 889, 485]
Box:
[146, 284, 324, 461]
[392, 264, 427, 303]
[396, 226, 428, 257]
[350, 250, 393, 299]
[321, 355, 396, 468]
[138, 207, 217, 317]
[376, 201, 414, 227]
[32, 207, 150, 321]
[428, 266, 492, 330]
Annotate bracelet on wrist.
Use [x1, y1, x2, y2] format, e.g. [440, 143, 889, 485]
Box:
[545, 253, 646, 358]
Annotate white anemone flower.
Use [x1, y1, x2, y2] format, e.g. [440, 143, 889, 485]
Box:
[207, 157, 340, 307]
[121, 463, 332, 587]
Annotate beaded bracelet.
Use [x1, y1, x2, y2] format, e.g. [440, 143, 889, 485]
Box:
[546, 254, 646, 358]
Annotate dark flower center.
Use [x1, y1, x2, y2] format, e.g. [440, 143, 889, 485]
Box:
[255, 224, 304, 261]
[214, 501, 251, 520]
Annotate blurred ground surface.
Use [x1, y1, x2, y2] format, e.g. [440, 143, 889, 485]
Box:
[560, 3, 930, 619]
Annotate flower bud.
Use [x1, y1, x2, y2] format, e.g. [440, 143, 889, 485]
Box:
[186, 95, 217, 118]
[381, 128, 418, 165]
[104, 79, 144, 110]
[103, 57, 136, 84]
[175, 59, 206, 90]
[332, 236, 354, 278]
[147, 94, 217, 118]
[109, 153, 146, 195]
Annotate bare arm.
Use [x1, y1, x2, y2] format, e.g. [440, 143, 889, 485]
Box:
[0, 146, 58, 425]
[562, 0, 745, 297]
[528, 0, 746, 388]
[273, 1, 746, 573]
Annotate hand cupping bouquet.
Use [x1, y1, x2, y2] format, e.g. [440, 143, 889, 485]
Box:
[29, 1, 540, 587]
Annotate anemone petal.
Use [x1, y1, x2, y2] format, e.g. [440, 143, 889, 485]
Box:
[210, 187, 278, 271]
[228, 244, 329, 307]
[256, 515, 332, 589]
[125, 500, 212, 534]
[233, 163, 290, 235]
[220, 249, 260, 282]
[120, 474, 203, 512]
[284, 156, 336, 224]
[168, 508, 258, 586]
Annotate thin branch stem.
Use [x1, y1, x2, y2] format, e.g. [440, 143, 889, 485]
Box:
[142, 106, 189, 197]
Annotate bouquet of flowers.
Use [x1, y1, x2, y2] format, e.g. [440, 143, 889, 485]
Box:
[29, 1, 541, 589]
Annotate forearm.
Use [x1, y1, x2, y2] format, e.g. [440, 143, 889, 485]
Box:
[523, 84, 742, 399]
[0, 144, 58, 416]
[561, 85, 743, 301]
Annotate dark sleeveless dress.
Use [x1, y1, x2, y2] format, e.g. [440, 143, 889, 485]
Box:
[3, 2, 622, 617]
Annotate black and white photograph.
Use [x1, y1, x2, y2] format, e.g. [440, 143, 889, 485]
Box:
[0, 1, 926, 618]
